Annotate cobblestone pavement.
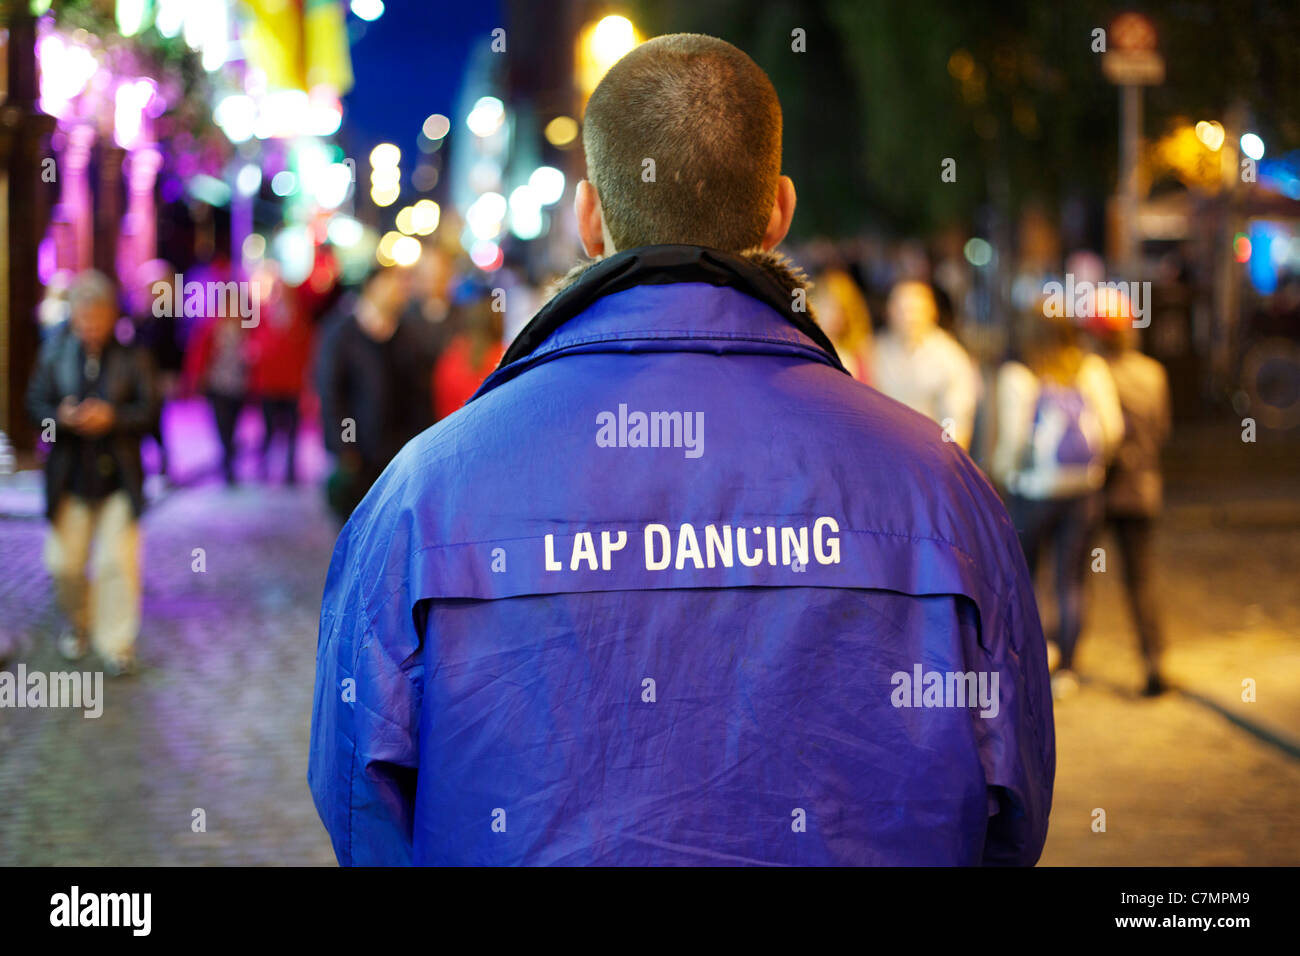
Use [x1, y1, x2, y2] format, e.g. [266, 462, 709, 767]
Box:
[0, 424, 1296, 865]
[0, 482, 339, 865]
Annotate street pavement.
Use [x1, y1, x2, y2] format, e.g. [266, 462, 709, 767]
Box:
[0, 419, 1296, 865]
[0, 482, 339, 865]
[1043, 422, 1300, 864]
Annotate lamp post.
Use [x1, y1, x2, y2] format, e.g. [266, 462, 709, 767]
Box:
[1102, 12, 1164, 276]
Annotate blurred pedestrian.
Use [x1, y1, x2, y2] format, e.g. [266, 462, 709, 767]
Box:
[431, 286, 504, 420]
[1090, 309, 1172, 696]
[405, 241, 460, 355]
[991, 310, 1124, 698]
[25, 270, 157, 675]
[315, 264, 431, 520]
[37, 270, 73, 341]
[132, 260, 184, 479]
[811, 267, 873, 383]
[871, 280, 978, 448]
[184, 308, 251, 486]
[249, 269, 312, 485]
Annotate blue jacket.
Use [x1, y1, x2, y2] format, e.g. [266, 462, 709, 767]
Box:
[309, 245, 1054, 866]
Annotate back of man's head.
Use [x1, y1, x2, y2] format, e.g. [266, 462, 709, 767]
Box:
[583, 34, 782, 252]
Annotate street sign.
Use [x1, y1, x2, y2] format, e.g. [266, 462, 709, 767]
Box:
[1105, 12, 1165, 85]
[1103, 49, 1165, 85]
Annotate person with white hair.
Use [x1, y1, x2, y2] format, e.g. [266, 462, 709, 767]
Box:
[26, 270, 157, 674]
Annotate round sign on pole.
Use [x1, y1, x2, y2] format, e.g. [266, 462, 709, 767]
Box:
[1103, 13, 1164, 85]
[1111, 12, 1158, 51]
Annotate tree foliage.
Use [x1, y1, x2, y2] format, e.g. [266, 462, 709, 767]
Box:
[630, 0, 1300, 239]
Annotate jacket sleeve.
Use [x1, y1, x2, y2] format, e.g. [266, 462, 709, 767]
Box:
[978, 533, 1055, 865]
[112, 349, 159, 434]
[308, 509, 423, 866]
[26, 335, 62, 427]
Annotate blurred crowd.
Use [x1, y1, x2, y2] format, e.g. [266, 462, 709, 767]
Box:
[801, 239, 1172, 699]
[24, 235, 1171, 695]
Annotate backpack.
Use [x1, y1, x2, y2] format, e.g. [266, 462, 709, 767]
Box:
[1021, 381, 1104, 494]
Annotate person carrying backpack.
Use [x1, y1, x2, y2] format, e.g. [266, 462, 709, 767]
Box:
[991, 310, 1124, 699]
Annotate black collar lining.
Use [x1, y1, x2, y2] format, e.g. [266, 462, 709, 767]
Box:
[498, 244, 848, 374]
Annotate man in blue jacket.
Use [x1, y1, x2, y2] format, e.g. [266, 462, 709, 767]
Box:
[309, 33, 1054, 865]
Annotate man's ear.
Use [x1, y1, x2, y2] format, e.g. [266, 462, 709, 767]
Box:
[575, 180, 606, 258]
[760, 175, 797, 251]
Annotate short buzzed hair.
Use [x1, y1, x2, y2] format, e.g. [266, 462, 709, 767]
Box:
[583, 34, 783, 252]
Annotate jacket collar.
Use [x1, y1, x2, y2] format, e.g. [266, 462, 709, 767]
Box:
[476, 245, 847, 400]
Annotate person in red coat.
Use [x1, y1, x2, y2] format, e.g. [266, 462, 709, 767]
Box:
[183, 311, 251, 486]
[432, 290, 505, 421]
[249, 276, 314, 484]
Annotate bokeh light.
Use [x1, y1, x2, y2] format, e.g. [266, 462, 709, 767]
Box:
[411, 199, 440, 235]
[350, 0, 385, 22]
[528, 166, 565, 205]
[1194, 120, 1224, 151]
[466, 97, 506, 138]
[544, 115, 579, 147]
[963, 237, 993, 267]
[392, 235, 422, 266]
[422, 113, 451, 140]
[369, 143, 401, 168]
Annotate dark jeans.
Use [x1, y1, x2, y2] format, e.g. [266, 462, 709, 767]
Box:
[1106, 514, 1164, 673]
[260, 397, 300, 483]
[148, 411, 168, 477]
[208, 392, 243, 483]
[1007, 492, 1100, 671]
